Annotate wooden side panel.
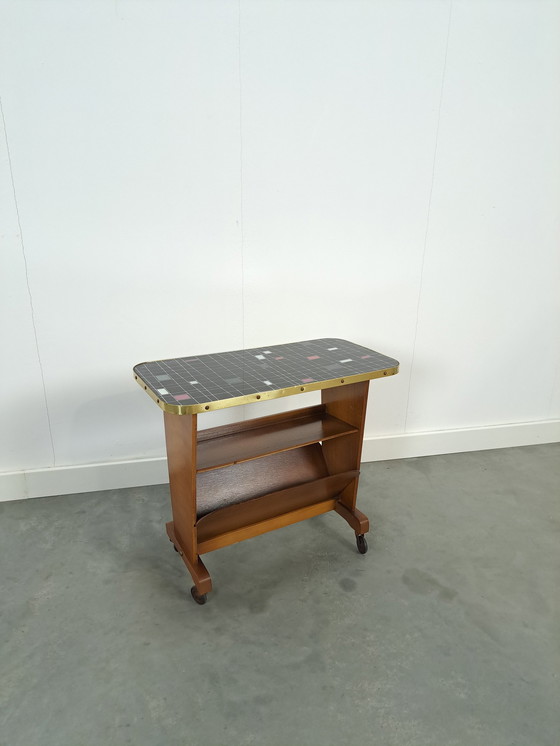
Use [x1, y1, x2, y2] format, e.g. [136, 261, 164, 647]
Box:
[163, 412, 197, 564]
[321, 381, 369, 510]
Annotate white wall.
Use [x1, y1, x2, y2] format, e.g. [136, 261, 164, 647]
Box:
[1, 0, 559, 500]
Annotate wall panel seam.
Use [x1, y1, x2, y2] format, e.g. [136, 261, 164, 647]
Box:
[403, 0, 454, 433]
[0, 98, 57, 466]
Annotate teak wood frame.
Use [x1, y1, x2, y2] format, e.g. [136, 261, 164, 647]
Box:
[163, 381, 371, 602]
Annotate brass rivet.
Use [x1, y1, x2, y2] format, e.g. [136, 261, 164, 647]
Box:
[341, 379, 344, 383]
[256, 395, 261, 399]
[300, 387, 305, 391]
[134, 375, 137, 380]
[383, 371, 387, 376]
[144, 385, 147, 390]
[157, 399, 159, 404]
[205, 405, 210, 410]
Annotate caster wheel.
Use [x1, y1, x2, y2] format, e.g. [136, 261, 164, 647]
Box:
[356, 534, 368, 555]
[191, 586, 207, 605]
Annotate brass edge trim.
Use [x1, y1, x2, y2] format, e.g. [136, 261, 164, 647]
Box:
[133, 365, 399, 415]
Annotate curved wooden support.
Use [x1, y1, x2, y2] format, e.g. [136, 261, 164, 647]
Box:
[166, 521, 212, 595]
[334, 502, 370, 535]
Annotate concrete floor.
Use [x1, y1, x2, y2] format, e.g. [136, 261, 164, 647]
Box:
[1, 444, 559, 746]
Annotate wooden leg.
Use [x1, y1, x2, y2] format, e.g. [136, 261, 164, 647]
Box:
[334, 503, 369, 535]
[322, 381, 370, 534]
[163, 412, 213, 599]
[166, 522, 212, 595]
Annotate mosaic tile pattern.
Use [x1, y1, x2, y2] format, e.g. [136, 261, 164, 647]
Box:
[134, 338, 399, 409]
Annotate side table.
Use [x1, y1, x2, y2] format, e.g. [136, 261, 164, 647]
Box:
[133, 338, 399, 604]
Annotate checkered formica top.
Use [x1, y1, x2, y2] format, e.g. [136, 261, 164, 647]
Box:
[133, 338, 399, 414]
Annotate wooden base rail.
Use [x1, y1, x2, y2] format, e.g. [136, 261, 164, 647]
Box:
[166, 490, 370, 600]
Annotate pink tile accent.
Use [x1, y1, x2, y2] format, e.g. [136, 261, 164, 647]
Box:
[275, 356, 284, 360]
[301, 378, 314, 383]
[307, 355, 320, 360]
[361, 355, 371, 359]
[174, 393, 191, 401]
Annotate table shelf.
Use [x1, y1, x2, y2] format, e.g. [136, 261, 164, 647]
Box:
[196, 404, 357, 473]
[196, 442, 329, 517]
[196, 470, 359, 554]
